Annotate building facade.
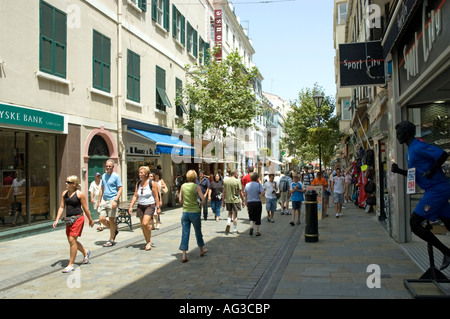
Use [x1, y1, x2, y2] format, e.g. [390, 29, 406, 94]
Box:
[0, 0, 212, 233]
[0, 0, 271, 235]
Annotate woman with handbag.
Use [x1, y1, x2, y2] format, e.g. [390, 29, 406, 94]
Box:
[53, 175, 94, 273]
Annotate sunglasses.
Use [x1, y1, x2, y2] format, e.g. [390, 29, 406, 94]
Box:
[65, 181, 75, 184]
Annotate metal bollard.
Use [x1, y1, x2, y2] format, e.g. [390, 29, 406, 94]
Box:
[304, 189, 319, 242]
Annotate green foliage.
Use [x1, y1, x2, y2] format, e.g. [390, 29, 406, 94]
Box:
[178, 48, 263, 139]
[281, 83, 342, 167]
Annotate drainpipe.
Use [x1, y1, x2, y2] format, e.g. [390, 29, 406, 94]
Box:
[117, 1, 126, 201]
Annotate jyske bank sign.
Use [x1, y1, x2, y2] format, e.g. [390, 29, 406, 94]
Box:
[0, 103, 66, 133]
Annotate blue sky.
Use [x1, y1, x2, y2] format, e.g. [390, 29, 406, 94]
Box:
[232, 0, 336, 102]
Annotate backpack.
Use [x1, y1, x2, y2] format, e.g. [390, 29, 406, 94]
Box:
[280, 176, 289, 192]
[364, 179, 375, 194]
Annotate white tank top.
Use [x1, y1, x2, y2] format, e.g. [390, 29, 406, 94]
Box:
[138, 181, 155, 205]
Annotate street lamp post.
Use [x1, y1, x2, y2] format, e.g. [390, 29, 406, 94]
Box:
[313, 94, 324, 173]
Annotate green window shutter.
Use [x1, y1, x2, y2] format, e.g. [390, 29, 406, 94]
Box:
[103, 37, 111, 91]
[180, 15, 185, 46]
[204, 42, 210, 65]
[127, 50, 140, 102]
[156, 66, 165, 89]
[186, 22, 192, 52]
[163, 0, 170, 31]
[93, 30, 111, 92]
[139, 0, 147, 11]
[53, 9, 66, 78]
[193, 29, 198, 58]
[39, 0, 66, 78]
[40, 2, 53, 74]
[151, 0, 157, 21]
[93, 31, 102, 89]
[199, 36, 204, 63]
[156, 66, 165, 111]
[172, 4, 177, 38]
[175, 78, 187, 116]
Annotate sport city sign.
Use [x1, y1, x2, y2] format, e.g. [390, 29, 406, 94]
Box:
[0, 103, 66, 133]
[339, 41, 385, 87]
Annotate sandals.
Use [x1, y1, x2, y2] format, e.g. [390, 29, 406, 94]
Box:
[103, 240, 115, 247]
[62, 265, 75, 273]
[144, 242, 152, 251]
[200, 248, 208, 257]
[83, 250, 91, 264]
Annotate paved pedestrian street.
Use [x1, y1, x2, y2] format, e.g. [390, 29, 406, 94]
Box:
[1, 204, 448, 301]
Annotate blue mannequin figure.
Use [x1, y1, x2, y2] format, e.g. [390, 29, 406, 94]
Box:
[391, 121, 450, 270]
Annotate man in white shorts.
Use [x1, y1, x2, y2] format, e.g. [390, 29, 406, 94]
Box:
[331, 168, 346, 218]
[97, 159, 123, 246]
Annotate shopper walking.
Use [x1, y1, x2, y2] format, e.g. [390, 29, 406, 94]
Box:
[263, 173, 278, 223]
[279, 171, 292, 215]
[196, 170, 211, 220]
[344, 168, 353, 203]
[89, 172, 104, 231]
[209, 173, 223, 222]
[244, 172, 265, 236]
[97, 159, 123, 247]
[301, 166, 314, 187]
[331, 168, 346, 218]
[223, 169, 245, 234]
[128, 166, 161, 251]
[152, 169, 164, 229]
[312, 171, 329, 217]
[290, 173, 305, 225]
[178, 170, 208, 263]
[53, 175, 94, 273]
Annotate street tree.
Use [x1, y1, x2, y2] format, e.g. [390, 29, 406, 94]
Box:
[281, 84, 341, 168]
[178, 48, 263, 141]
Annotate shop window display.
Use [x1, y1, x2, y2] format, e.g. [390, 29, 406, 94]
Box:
[0, 131, 55, 229]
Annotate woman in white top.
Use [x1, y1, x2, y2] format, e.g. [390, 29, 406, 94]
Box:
[129, 166, 161, 251]
[89, 172, 103, 231]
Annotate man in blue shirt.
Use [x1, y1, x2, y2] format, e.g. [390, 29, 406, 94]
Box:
[97, 159, 123, 247]
[392, 121, 450, 270]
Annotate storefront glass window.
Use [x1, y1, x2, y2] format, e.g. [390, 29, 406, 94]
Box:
[0, 130, 56, 230]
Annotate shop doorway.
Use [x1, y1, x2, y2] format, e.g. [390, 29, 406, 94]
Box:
[87, 156, 108, 220]
[87, 135, 110, 220]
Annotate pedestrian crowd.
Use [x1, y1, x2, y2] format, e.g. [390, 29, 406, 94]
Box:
[53, 160, 374, 271]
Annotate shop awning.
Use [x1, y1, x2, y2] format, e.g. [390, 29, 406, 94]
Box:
[128, 127, 194, 155]
[268, 158, 284, 165]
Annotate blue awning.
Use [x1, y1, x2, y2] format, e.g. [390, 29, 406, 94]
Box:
[128, 127, 193, 155]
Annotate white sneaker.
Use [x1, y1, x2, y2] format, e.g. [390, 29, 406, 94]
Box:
[336, 213, 339, 218]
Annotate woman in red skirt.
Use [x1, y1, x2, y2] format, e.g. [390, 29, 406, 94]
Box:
[53, 175, 94, 273]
